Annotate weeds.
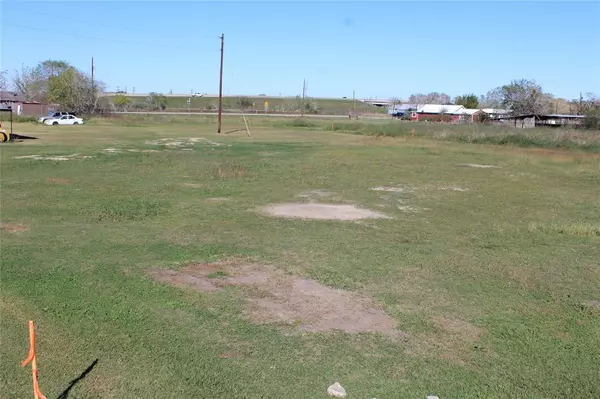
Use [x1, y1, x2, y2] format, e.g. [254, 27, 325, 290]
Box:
[90, 198, 163, 221]
[528, 222, 600, 237]
[277, 119, 600, 152]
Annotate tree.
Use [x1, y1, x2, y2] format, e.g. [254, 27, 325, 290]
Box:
[479, 87, 503, 108]
[236, 96, 253, 109]
[147, 92, 167, 110]
[454, 93, 479, 109]
[45, 67, 102, 114]
[496, 79, 547, 115]
[408, 92, 452, 105]
[0, 70, 8, 92]
[13, 60, 104, 114]
[113, 94, 132, 111]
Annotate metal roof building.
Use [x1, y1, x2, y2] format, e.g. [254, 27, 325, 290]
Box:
[417, 104, 466, 114]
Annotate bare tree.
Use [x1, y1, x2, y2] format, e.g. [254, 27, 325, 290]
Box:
[0, 70, 7, 92]
[0, 70, 8, 104]
[494, 79, 547, 115]
[479, 87, 503, 108]
[409, 92, 451, 104]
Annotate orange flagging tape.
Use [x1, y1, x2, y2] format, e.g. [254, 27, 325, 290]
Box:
[21, 320, 47, 399]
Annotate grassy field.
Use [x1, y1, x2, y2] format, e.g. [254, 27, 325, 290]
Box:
[103, 95, 387, 115]
[1, 116, 599, 398]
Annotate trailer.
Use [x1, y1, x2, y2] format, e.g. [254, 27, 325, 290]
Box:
[0, 105, 38, 142]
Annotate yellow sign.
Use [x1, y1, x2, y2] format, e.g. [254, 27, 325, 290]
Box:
[264, 101, 269, 107]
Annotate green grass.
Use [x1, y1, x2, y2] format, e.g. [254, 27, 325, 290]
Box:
[1, 117, 599, 398]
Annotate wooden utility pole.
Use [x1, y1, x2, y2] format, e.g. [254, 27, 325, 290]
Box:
[218, 34, 224, 133]
[91, 57, 95, 90]
[301, 79, 306, 117]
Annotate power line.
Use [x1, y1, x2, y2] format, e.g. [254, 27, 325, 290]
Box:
[7, 5, 218, 41]
[5, 23, 217, 52]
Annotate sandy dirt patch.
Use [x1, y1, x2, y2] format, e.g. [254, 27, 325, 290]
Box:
[148, 261, 399, 338]
[0, 222, 28, 233]
[440, 186, 469, 192]
[370, 186, 408, 193]
[458, 163, 499, 168]
[13, 154, 94, 161]
[262, 203, 390, 221]
[145, 137, 229, 148]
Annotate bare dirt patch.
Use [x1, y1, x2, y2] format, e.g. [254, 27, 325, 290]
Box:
[262, 203, 389, 221]
[458, 163, 499, 169]
[0, 222, 28, 233]
[582, 300, 600, 312]
[46, 177, 71, 185]
[370, 186, 407, 193]
[183, 182, 205, 188]
[147, 261, 399, 338]
[205, 197, 230, 202]
[432, 316, 482, 342]
[13, 154, 94, 161]
[295, 189, 334, 199]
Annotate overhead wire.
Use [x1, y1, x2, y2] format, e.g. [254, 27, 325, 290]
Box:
[5, 23, 218, 52]
[6, 4, 220, 42]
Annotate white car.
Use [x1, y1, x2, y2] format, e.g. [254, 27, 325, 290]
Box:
[38, 112, 73, 123]
[44, 115, 84, 125]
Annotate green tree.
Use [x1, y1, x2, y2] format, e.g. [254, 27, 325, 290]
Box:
[13, 60, 104, 113]
[45, 67, 100, 114]
[113, 94, 132, 111]
[236, 96, 253, 109]
[454, 93, 479, 109]
[147, 92, 167, 110]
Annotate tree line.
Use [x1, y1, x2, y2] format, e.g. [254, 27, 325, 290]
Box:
[1, 60, 598, 128]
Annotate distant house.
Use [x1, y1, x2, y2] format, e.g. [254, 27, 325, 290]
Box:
[457, 108, 484, 123]
[480, 108, 510, 119]
[0, 91, 57, 117]
[411, 104, 466, 122]
[388, 103, 422, 118]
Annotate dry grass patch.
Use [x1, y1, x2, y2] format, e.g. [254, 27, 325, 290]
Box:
[147, 260, 401, 338]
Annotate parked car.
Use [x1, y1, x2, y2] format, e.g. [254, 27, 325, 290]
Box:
[44, 115, 84, 125]
[38, 112, 76, 123]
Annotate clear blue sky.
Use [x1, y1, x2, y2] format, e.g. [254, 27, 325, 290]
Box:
[1, 1, 599, 100]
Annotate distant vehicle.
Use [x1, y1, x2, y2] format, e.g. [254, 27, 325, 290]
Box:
[44, 115, 84, 125]
[38, 112, 76, 123]
[191, 93, 205, 97]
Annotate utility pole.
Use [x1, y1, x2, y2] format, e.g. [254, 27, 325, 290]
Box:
[301, 79, 306, 117]
[91, 57, 95, 89]
[217, 33, 224, 133]
[579, 92, 583, 115]
[352, 89, 356, 117]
